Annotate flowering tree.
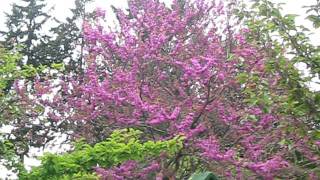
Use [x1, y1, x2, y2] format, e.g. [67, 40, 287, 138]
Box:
[23, 0, 320, 179]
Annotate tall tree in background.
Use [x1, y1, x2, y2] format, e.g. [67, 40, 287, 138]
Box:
[0, 0, 51, 66]
[40, 0, 94, 73]
[0, 0, 93, 72]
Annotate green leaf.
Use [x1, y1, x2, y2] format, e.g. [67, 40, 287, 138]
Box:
[51, 63, 65, 71]
[236, 72, 249, 84]
[307, 15, 320, 28]
[189, 172, 219, 180]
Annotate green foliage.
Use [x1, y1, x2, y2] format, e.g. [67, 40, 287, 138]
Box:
[0, 48, 21, 94]
[241, 0, 320, 78]
[22, 129, 184, 180]
[0, 48, 24, 125]
[0, 47, 44, 95]
[234, 0, 320, 174]
[0, 138, 26, 175]
[0, 47, 45, 124]
[305, 0, 320, 28]
[236, 0, 320, 125]
[189, 172, 218, 180]
[0, 47, 47, 175]
[307, 15, 320, 28]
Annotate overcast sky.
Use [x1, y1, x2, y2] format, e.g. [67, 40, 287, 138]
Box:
[0, 0, 319, 178]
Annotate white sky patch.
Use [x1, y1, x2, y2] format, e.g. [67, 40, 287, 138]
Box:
[0, 0, 319, 178]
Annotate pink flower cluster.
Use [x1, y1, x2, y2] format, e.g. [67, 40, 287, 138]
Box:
[95, 161, 159, 180]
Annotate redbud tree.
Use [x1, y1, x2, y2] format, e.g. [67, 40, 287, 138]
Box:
[26, 0, 320, 179]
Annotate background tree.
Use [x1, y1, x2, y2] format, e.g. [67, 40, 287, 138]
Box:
[0, 0, 94, 74]
[235, 0, 320, 138]
[40, 0, 94, 73]
[0, 0, 52, 67]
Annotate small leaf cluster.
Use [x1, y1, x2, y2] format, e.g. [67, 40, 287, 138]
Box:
[0, 139, 26, 175]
